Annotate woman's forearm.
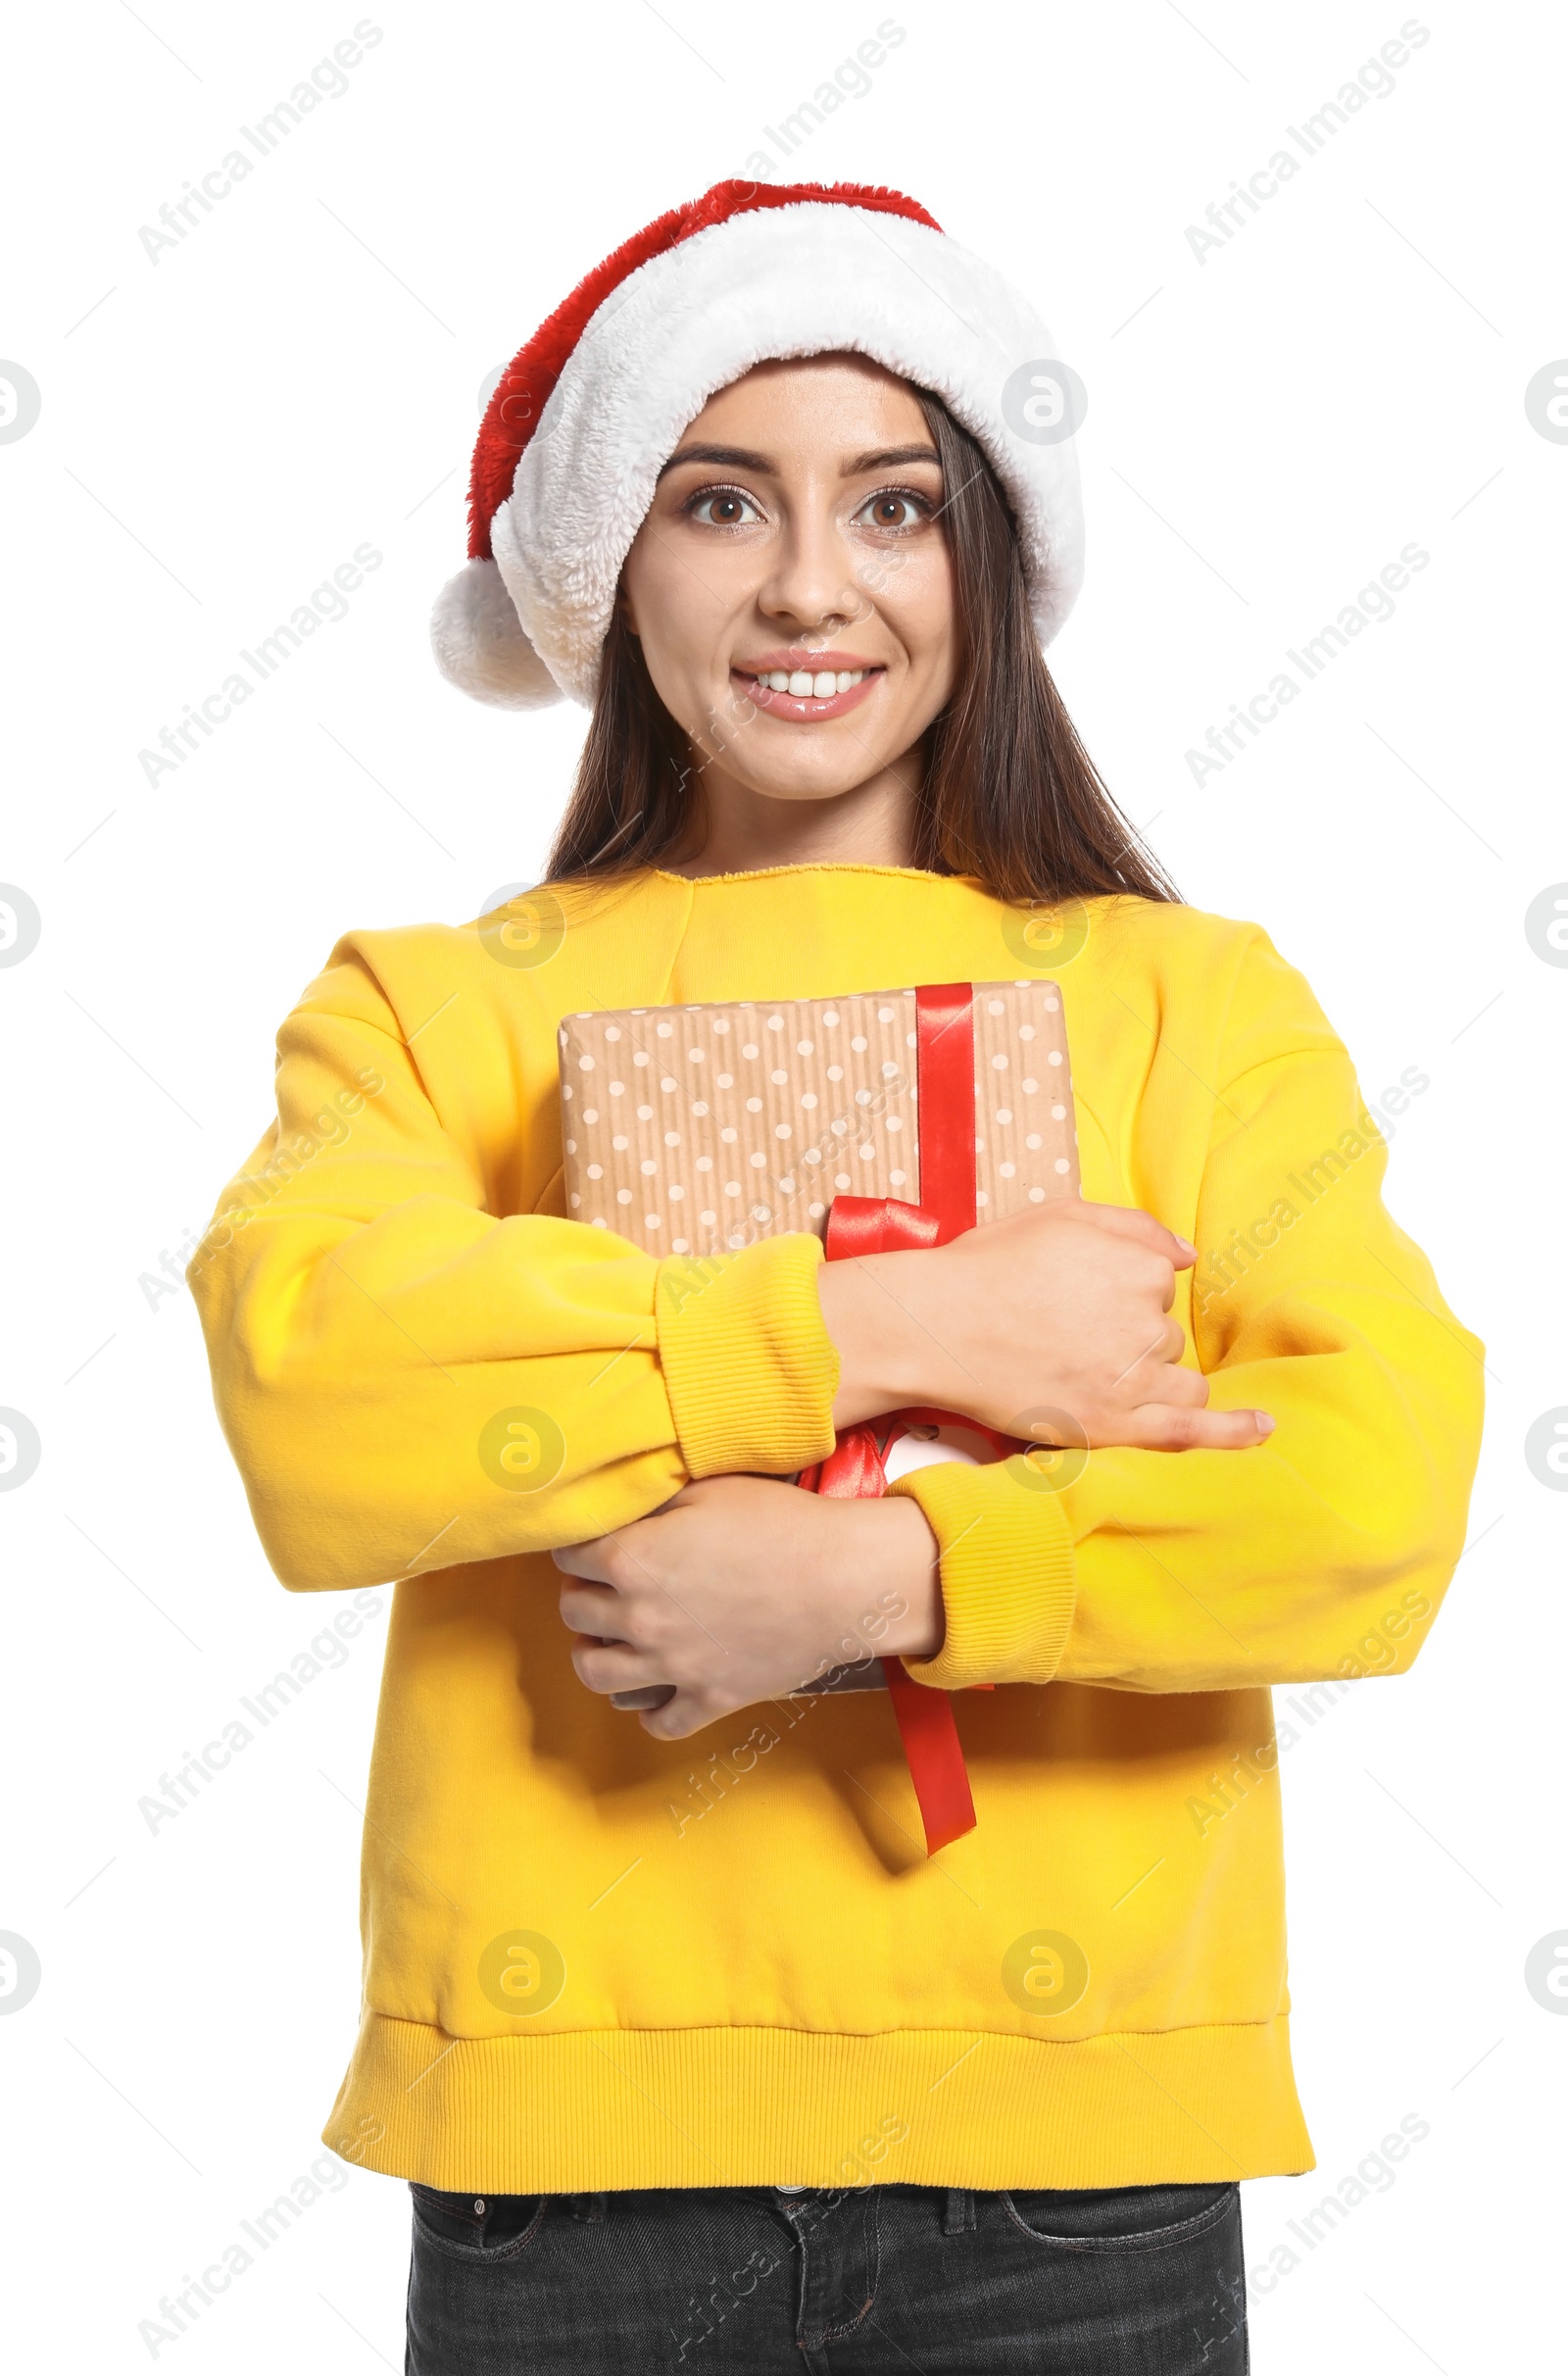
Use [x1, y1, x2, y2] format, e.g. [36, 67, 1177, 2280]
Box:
[816, 1251, 932, 1426]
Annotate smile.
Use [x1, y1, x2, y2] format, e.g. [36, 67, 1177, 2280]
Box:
[733, 661, 885, 719]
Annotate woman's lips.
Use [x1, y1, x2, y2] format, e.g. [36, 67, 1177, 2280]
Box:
[731, 665, 884, 721]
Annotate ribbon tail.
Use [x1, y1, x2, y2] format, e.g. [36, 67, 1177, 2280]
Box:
[882, 1657, 978, 1854]
[805, 1000, 984, 1863]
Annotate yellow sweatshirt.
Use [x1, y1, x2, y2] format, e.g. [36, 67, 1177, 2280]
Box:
[189, 864, 1482, 2194]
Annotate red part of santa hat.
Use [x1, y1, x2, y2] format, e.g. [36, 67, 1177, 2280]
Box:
[430, 179, 1085, 711]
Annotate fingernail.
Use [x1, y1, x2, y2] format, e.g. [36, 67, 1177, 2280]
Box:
[1253, 1411, 1275, 1436]
[1174, 1236, 1198, 1262]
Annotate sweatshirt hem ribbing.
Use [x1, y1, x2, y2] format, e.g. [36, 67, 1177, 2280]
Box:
[322, 2011, 1313, 2194]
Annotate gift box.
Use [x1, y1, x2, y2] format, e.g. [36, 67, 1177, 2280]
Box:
[559, 978, 1081, 1855]
[559, 977, 1080, 1257]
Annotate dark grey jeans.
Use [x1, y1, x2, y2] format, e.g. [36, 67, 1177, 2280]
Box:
[406, 2177, 1248, 2372]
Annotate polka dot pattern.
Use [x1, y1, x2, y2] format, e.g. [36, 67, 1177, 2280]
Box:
[970, 983, 1079, 1218]
[559, 981, 1078, 1255]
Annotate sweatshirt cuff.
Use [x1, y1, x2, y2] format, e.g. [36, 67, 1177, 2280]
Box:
[884, 1460, 1078, 1690]
[656, 1233, 840, 1480]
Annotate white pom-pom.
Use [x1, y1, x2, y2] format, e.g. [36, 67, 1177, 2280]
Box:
[429, 558, 562, 710]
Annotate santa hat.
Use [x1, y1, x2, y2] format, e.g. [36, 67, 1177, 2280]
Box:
[430, 179, 1085, 712]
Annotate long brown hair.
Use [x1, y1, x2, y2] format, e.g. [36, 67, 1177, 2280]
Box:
[544, 382, 1178, 907]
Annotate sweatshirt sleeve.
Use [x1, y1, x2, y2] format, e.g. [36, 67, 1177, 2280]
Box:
[187, 943, 838, 1592]
[886, 932, 1485, 1694]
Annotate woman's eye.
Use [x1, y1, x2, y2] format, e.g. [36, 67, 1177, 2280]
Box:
[856, 490, 931, 532]
[686, 488, 761, 526]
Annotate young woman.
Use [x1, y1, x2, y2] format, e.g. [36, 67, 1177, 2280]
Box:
[190, 182, 1483, 2373]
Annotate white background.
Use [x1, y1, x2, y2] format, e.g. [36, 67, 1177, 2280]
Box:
[2, 1, 1563, 2367]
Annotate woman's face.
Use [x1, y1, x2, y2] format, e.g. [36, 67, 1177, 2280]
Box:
[619, 355, 958, 807]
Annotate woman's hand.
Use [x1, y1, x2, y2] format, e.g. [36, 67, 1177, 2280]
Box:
[553, 1476, 942, 1740]
[816, 1199, 1271, 1452]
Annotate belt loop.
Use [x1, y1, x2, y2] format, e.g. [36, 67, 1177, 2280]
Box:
[572, 2191, 608, 2223]
[942, 2188, 974, 2235]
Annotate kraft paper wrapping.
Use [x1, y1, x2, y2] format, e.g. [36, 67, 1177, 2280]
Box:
[558, 979, 1079, 1258]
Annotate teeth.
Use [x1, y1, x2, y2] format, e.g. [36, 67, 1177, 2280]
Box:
[753, 668, 865, 695]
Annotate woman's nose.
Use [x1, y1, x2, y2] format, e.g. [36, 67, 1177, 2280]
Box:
[757, 510, 865, 633]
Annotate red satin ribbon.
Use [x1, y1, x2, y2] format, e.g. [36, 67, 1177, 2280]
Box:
[798, 985, 1005, 1856]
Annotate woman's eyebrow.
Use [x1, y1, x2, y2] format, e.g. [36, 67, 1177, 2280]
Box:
[656, 442, 772, 479]
[655, 440, 944, 481]
[843, 444, 942, 473]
